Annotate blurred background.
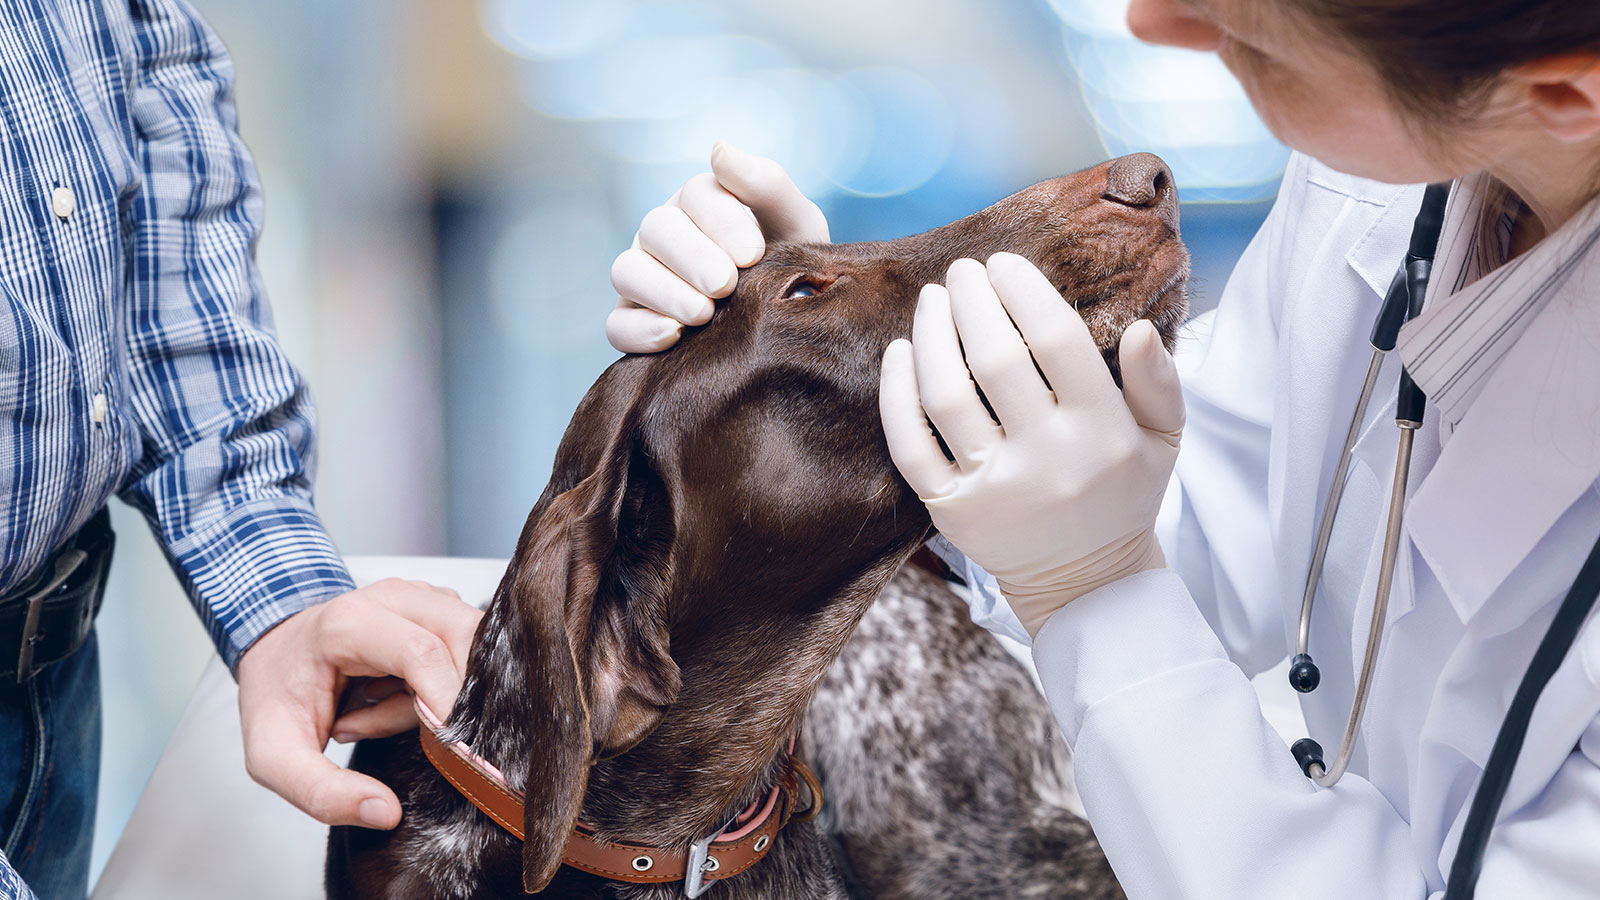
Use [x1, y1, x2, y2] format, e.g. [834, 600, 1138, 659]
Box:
[90, 0, 1288, 882]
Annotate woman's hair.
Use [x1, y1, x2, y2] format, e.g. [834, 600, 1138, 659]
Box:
[1295, 1, 1600, 121]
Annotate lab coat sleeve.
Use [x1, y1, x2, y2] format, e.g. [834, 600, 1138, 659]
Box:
[1033, 568, 1432, 899]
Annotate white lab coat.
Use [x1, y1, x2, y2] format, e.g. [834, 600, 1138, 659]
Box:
[947, 152, 1600, 898]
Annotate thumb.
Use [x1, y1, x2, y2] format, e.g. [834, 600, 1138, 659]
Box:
[1119, 320, 1184, 442]
[709, 142, 829, 243]
[243, 703, 403, 829]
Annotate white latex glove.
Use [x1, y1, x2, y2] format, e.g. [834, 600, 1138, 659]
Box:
[607, 142, 830, 353]
[878, 253, 1184, 637]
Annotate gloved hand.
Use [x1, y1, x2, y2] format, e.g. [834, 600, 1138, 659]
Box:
[879, 253, 1184, 637]
[608, 142, 830, 353]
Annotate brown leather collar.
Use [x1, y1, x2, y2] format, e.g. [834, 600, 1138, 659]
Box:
[415, 700, 822, 896]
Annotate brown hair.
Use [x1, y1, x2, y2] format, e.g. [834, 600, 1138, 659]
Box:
[1296, 1, 1600, 120]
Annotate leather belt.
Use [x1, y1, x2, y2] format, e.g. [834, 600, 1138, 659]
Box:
[0, 508, 115, 683]
[416, 699, 822, 897]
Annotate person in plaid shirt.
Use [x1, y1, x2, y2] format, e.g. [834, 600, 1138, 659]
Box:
[0, 2, 481, 897]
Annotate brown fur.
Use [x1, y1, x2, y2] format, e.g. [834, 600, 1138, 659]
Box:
[325, 154, 1188, 899]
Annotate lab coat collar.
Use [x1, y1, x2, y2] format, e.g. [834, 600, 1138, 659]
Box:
[1402, 183, 1600, 623]
[1344, 182, 1424, 302]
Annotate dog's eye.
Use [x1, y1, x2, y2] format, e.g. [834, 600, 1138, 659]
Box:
[784, 281, 823, 300]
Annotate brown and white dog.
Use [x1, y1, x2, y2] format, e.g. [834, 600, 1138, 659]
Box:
[325, 153, 1188, 899]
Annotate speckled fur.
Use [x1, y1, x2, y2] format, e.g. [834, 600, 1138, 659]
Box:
[807, 563, 1123, 900]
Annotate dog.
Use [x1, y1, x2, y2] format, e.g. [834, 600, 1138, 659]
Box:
[325, 152, 1188, 899]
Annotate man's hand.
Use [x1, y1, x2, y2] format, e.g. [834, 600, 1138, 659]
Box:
[607, 141, 829, 353]
[235, 579, 483, 829]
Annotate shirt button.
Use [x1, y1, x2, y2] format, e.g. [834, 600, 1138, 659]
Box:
[51, 186, 76, 219]
[91, 393, 107, 425]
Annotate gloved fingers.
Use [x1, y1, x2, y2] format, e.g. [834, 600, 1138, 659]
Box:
[637, 204, 740, 298]
[709, 141, 830, 244]
[945, 258, 1054, 428]
[880, 338, 959, 498]
[678, 171, 767, 268]
[1118, 319, 1185, 442]
[911, 284, 1002, 468]
[984, 252, 1116, 401]
[611, 248, 717, 327]
[607, 301, 685, 354]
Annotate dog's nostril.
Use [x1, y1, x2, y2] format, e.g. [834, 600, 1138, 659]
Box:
[1103, 152, 1175, 210]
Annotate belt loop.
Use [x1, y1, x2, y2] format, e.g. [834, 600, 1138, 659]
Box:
[15, 549, 87, 683]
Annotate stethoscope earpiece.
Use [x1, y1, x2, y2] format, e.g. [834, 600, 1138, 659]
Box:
[1291, 738, 1325, 780]
[1287, 653, 1320, 694]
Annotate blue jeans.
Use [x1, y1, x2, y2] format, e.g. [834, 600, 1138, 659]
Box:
[0, 634, 100, 900]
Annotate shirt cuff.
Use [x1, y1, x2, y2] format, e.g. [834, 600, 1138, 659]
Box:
[1030, 567, 1230, 742]
[166, 496, 356, 672]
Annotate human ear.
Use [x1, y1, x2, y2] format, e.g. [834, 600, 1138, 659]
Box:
[1507, 53, 1600, 143]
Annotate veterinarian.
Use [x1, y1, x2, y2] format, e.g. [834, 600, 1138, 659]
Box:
[608, 0, 1600, 896]
[0, 4, 483, 898]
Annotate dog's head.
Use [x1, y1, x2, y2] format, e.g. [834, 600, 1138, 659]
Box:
[471, 153, 1189, 891]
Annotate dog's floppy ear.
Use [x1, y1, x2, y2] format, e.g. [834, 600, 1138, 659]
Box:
[508, 427, 680, 892]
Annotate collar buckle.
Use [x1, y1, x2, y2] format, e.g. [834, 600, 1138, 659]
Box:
[683, 819, 732, 898]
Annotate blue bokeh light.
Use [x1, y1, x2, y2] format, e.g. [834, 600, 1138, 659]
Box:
[1048, 0, 1289, 202]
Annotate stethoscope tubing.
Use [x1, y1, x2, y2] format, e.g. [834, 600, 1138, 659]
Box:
[1307, 421, 1417, 787]
[1295, 349, 1387, 662]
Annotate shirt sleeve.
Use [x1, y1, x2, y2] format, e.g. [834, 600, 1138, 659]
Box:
[0, 854, 38, 900]
[117, 0, 355, 670]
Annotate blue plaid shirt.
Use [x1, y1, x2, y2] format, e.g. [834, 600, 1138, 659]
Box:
[0, 2, 359, 894]
[0, 0, 355, 665]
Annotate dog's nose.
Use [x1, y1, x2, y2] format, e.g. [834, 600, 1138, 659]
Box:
[1103, 153, 1179, 230]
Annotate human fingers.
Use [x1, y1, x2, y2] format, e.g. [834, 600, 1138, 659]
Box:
[319, 600, 469, 727]
[879, 339, 960, 499]
[384, 580, 477, 630]
[708, 142, 829, 244]
[1118, 319, 1185, 442]
[944, 258, 1054, 428]
[611, 249, 716, 328]
[910, 284, 1002, 469]
[243, 697, 401, 828]
[607, 301, 685, 354]
[370, 580, 483, 672]
[331, 692, 419, 743]
[677, 171, 767, 268]
[637, 204, 740, 298]
[983, 252, 1112, 398]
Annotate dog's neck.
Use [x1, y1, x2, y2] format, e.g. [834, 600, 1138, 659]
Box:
[450, 546, 915, 850]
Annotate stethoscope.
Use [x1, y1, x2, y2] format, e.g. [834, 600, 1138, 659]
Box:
[1281, 182, 1600, 899]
